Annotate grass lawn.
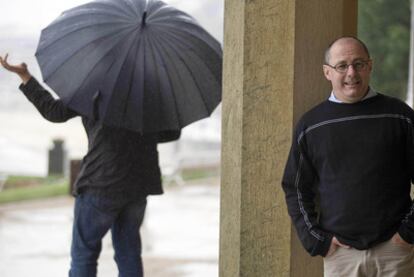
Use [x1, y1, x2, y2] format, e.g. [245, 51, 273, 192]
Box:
[181, 166, 220, 181]
[0, 183, 69, 204]
[0, 166, 219, 204]
[0, 176, 69, 204]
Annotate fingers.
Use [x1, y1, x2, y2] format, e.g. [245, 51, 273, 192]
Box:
[392, 233, 412, 247]
[0, 54, 23, 72]
[0, 54, 31, 83]
[333, 237, 350, 248]
[336, 241, 351, 248]
[326, 242, 336, 257]
[0, 53, 9, 69]
[326, 237, 351, 257]
[1, 53, 8, 65]
[391, 233, 399, 243]
[391, 233, 403, 244]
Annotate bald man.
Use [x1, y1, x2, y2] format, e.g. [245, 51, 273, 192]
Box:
[282, 37, 414, 277]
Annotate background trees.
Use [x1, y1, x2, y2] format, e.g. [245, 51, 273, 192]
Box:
[358, 0, 411, 101]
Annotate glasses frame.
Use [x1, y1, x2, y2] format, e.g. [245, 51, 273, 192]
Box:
[324, 59, 371, 73]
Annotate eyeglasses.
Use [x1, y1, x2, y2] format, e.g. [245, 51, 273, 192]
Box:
[325, 60, 371, 73]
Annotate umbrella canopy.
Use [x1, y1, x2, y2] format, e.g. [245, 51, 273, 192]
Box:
[35, 0, 222, 133]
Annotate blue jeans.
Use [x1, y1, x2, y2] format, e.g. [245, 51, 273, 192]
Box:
[69, 192, 147, 277]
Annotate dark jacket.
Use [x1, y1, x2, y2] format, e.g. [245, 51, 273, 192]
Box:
[20, 77, 180, 197]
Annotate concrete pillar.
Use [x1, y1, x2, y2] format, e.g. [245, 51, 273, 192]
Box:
[408, 0, 414, 107]
[219, 1, 357, 277]
[411, 1, 414, 199]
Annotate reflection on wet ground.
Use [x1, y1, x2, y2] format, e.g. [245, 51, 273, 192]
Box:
[0, 178, 219, 277]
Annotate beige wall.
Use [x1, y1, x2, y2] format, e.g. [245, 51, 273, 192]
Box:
[220, 1, 358, 276]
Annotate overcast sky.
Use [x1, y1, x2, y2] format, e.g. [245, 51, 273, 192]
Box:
[0, 0, 224, 40]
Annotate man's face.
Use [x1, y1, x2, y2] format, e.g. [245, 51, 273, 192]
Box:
[323, 38, 372, 103]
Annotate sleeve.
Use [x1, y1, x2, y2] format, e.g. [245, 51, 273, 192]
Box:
[398, 119, 414, 244]
[281, 126, 333, 256]
[19, 77, 78, 122]
[157, 130, 181, 143]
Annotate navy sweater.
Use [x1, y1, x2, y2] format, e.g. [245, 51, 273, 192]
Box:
[282, 93, 414, 257]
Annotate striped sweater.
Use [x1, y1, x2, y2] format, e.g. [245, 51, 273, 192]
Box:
[282, 93, 414, 256]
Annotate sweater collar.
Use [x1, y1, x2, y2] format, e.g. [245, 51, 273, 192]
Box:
[328, 88, 377, 103]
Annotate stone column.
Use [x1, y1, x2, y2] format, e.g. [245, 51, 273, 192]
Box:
[219, 1, 358, 276]
[408, 0, 414, 107]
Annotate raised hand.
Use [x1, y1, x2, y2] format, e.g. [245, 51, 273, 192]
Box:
[0, 54, 32, 84]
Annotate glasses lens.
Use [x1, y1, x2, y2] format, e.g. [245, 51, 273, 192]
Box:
[335, 64, 348, 73]
[353, 61, 365, 71]
[333, 61, 368, 73]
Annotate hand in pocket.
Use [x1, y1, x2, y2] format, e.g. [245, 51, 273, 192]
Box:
[391, 233, 413, 249]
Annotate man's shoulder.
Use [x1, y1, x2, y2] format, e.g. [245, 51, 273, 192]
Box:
[293, 93, 414, 138]
[380, 93, 409, 106]
[376, 93, 414, 117]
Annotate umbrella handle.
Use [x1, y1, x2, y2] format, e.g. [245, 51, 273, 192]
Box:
[141, 12, 147, 27]
[93, 90, 101, 121]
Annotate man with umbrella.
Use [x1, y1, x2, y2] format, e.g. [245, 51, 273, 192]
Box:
[0, 54, 180, 276]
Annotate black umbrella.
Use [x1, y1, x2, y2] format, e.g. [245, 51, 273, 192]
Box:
[35, 0, 222, 133]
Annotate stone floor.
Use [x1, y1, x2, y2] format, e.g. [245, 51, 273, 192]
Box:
[0, 178, 220, 277]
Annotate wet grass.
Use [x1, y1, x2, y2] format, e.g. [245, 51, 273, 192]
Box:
[181, 166, 220, 181]
[0, 167, 220, 204]
[4, 175, 66, 189]
[0, 176, 69, 204]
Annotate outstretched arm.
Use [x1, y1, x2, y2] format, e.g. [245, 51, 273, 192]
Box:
[0, 54, 78, 122]
[0, 54, 31, 84]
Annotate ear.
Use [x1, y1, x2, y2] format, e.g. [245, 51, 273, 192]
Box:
[367, 59, 373, 73]
[323, 65, 331, 81]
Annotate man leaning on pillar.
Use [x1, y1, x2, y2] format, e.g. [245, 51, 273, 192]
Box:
[281, 36, 414, 277]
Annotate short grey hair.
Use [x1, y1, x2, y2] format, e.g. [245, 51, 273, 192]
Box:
[324, 36, 370, 64]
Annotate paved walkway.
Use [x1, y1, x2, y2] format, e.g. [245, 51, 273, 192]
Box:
[0, 178, 220, 277]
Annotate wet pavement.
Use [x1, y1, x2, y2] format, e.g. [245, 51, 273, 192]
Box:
[0, 178, 220, 277]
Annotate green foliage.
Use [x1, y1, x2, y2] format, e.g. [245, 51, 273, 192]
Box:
[0, 168, 219, 204]
[181, 167, 220, 181]
[358, 0, 411, 100]
[0, 182, 69, 204]
[5, 175, 66, 188]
